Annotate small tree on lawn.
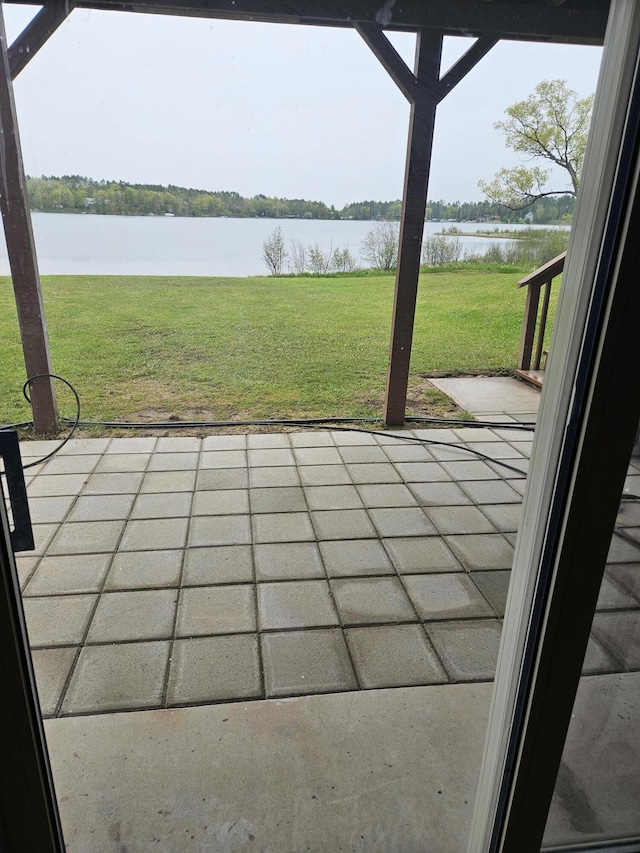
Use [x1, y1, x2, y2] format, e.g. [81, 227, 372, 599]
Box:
[262, 226, 288, 275]
[360, 222, 399, 270]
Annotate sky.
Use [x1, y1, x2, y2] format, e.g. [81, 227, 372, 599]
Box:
[4, 5, 603, 208]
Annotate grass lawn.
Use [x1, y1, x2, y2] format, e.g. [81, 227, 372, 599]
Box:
[0, 270, 556, 427]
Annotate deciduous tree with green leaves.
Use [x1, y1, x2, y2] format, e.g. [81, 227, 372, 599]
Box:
[479, 79, 593, 209]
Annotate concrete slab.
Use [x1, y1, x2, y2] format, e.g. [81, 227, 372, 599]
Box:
[430, 376, 541, 416]
[45, 684, 492, 852]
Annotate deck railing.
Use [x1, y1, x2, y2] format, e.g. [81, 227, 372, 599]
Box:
[516, 251, 566, 387]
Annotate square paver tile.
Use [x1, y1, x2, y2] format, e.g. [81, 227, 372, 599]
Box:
[356, 484, 417, 508]
[304, 485, 363, 511]
[247, 433, 291, 448]
[290, 431, 334, 447]
[24, 554, 111, 596]
[426, 445, 473, 463]
[445, 534, 515, 571]
[130, 492, 193, 519]
[426, 506, 496, 536]
[459, 480, 523, 505]
[330, 431, 376, 446]
[28, 495, 76, 524]
[440, 461, 500, 481]
[338, 446, 389, 464]
[200, 450, 247, 469]
[42, 455, 101, 475]
[249, 466, 300, 488]
[59, 438, 110, 455]
[23, 594, 96, 646]
[394, 462, 451, 483]
[408, 482, 472, 507]
[471, 571, 511, 617]
[196, 468, 248, 491]
[383, 537, 462, 574]
[258, 580, 339, 630]
[403, 573, 494, 620]
[248, 448, 296, 467]
[67, 494, 135, 522]
[426, 619, 503, 681]
[467, 442, 524, 460]
[61, 640, 170, 714]
[86, 589, 178, 642]
[27, 474, 89, 497]
[119, 517, 189, 551]
[596, 575, 639, 610]
[182, 546, 253, 586]
[346, 625, 447, 688]
[108, 437, 157, 453]
[176, 585, 256, 636]
[252, 512, 315, 543]
[82, 473, 144, 495]
[261, 629, 357, 697]
[311, 509, 377, 540]
[106, 550, 183, 589]
[591, 611, 640, 669]
[381, 444, 432, 463]
[298, 465, 351, 486]
[167, 635, 261, 705]
[192, 489, 249, 515]
[48, 521, 125, 555]
[155, 437, 201, 453]
[319, 539, 393, 577]
[368, 508, 436, 538]
[293, 447, 342, 466]
[189, 515, 251, 547]
[140, 470, 197, 493]
[346, 463, 401, 484]
[96, 454, 151, 473]
[254, 542, 324, 581]
[478, 504, 522, 533]
[31, 647, 77, 716]
[249, 487, 307, 514]
[412, 428, 459, 444]
[202, 435, 246, 450]
[147, 452, 199, 472]
[331, 577, 416, 625]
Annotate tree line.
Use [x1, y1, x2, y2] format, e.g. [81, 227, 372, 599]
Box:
[26, 175, 574, 224]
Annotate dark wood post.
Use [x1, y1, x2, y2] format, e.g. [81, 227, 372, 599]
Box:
[0, 8, 58, 433]
[384, 32, 442, 426]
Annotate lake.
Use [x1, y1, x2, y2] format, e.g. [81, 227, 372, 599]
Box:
[0, 213, 543, 277]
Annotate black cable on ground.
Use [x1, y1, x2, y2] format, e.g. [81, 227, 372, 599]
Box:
[61, 414, 530, 477]
[20, 374, 81, 470]
[5, 374, 532, 475]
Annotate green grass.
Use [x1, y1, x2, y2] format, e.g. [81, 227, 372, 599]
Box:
[0, 271, 557, 426]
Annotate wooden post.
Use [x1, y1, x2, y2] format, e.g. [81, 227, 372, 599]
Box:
[0, 8, 58, 433]
[384, 32, 442, 426]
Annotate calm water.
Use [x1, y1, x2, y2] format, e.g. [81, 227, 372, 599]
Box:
[0, 213, 537, 277]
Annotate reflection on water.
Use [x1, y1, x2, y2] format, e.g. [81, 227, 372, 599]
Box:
[0, 214, 554, 278]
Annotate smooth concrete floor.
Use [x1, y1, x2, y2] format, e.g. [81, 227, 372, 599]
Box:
[45, 682, 492, 853]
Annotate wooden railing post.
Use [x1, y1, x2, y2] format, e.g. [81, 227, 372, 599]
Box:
[516, 252, 567, 385]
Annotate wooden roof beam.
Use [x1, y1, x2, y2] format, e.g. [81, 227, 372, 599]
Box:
[8, 1, 76, 80]
[1, 0, 608, 45]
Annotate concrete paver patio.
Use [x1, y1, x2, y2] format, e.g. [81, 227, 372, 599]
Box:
[15, 417, 640, 719]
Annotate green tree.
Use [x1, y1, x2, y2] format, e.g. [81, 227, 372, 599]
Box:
[479, 79, 593, 209]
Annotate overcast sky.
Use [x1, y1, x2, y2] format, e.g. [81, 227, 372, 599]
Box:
[4, 6, 603, 208]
